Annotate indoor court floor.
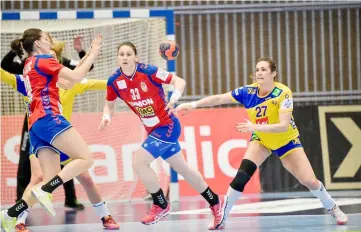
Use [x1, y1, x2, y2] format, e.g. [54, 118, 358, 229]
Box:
[8, 191, 361, 232]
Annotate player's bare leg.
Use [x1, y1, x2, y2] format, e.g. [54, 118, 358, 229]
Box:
[51, 127, 94, 182]
[166, 151, 227, 230]
[221, 142, 271, 230]
[281, 149, 348, 225]
[132, 147, 170, 225]
[1, 149, 60, 232]
[76, 171, 119, 229]
[15, 156, 43, 232]
[30, 128, 93, 216]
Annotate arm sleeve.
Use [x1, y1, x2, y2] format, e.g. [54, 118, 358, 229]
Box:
[279, 90, 294, 113]
[0, 68, 27, 96]
[1, 51, 24, 74]
[106, 79, 118, 101]
[231, 87, 244, 104]
[76, 79, 107, 94]
[37, 58, 64, 77]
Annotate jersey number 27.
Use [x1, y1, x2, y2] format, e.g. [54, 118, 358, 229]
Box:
[255, 106, 267, 117]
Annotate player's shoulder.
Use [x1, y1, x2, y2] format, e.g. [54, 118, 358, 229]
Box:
[137, 63, 158, 75]
[242, 83, 258, 95]
[35, 54, 55, 63]
[107, 68, 122, 85]
[274, 82, 292, 93]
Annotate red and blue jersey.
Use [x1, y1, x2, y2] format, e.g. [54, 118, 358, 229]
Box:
[23, 55, 64, 128]
[106, 63, 178, 134]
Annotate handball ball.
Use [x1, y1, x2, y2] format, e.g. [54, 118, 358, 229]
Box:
[159, 40, 180, 60]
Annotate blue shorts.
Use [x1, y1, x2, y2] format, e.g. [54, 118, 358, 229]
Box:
[250, 133, 303, 159]
[29, 114, 72, 163]
[142, 121, 181, 160]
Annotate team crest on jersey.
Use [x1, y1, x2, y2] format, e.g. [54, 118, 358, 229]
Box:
[140, 81, 148, 92]
[247, 88, 256, 94]
[272, 100, 277, 105]
[272, 88, 281, 96]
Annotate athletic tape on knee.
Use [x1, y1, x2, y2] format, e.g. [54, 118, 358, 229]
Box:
[230, 159, 257, 192]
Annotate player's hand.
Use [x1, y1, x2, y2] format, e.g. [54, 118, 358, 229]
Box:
[90, 35, 103, 57]
[165, 100, 176, 114]
[73, 36, 83, 53]
[99, 115, 111, 130]
[174, 102, 194, 116]
[235, 119, 255, 133]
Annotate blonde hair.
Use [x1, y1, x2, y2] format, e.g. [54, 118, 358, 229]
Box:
[51, 40, 65, 62]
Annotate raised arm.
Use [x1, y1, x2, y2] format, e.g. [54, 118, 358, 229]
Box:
[58, 35, 102, 83]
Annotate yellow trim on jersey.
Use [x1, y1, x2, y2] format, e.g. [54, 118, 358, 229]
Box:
[279, 147, 304, 160]
[61, 158, 73, 165]
[230, 94, 238, 103]
[256, 84, 275, 98]
[29, 154, 36, 159]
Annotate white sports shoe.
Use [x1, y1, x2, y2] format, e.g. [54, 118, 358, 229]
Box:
[328, 205, 348, 225]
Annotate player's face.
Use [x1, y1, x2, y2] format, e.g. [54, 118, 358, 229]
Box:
[117, 45, 137, 69]
[255, 61, 275, 85]
[35, 32, 51, 54]
[49, 50, 58, 62]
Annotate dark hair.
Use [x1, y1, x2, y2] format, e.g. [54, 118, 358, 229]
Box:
[117, 42, 137, 55]
[256, 57, 277, 72]
[11, 28, 43, 57]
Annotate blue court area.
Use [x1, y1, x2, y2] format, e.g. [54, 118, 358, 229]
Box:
[17, 192, 361, 232]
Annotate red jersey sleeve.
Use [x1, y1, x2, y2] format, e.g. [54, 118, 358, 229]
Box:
[37, 58, 64, 77]
[106, 84, 118, 101]
[145, 64, 173, 85]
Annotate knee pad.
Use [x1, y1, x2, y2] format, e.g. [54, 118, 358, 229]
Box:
[230, 159, 257, 192]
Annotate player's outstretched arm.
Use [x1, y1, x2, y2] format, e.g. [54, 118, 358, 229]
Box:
[175, 92, 234, 114]
[165, 75, 186, 112]
[58, 35, 102, 83]
[99, 100, 116, 130]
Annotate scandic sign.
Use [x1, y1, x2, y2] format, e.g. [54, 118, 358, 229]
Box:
[0, 108, 260, 205]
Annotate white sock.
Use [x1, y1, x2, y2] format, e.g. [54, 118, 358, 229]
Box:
[224, 186, 242, 219]
[16, 209, 29, 225]
[310, 181, 336, 210]
[92, 201, 110, 219]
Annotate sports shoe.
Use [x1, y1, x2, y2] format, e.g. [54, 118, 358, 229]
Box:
[64, 199, 85, 210]
[208, 195, 228, 230]
[15, 223, 29, 232]
[31, 186, 55, 216]
[141, 204, 171, 225]
[102, 215, 120, 230]
[1, 210, 16, 232]
[328, 205, 348, 225]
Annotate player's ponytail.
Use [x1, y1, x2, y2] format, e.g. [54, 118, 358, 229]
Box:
[11, 38, 25, 59]
[14, 28, 43, 56]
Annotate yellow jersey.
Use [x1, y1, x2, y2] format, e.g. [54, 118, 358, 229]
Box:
[1, 68, 106, 121]
[231, 82, 299, 150]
